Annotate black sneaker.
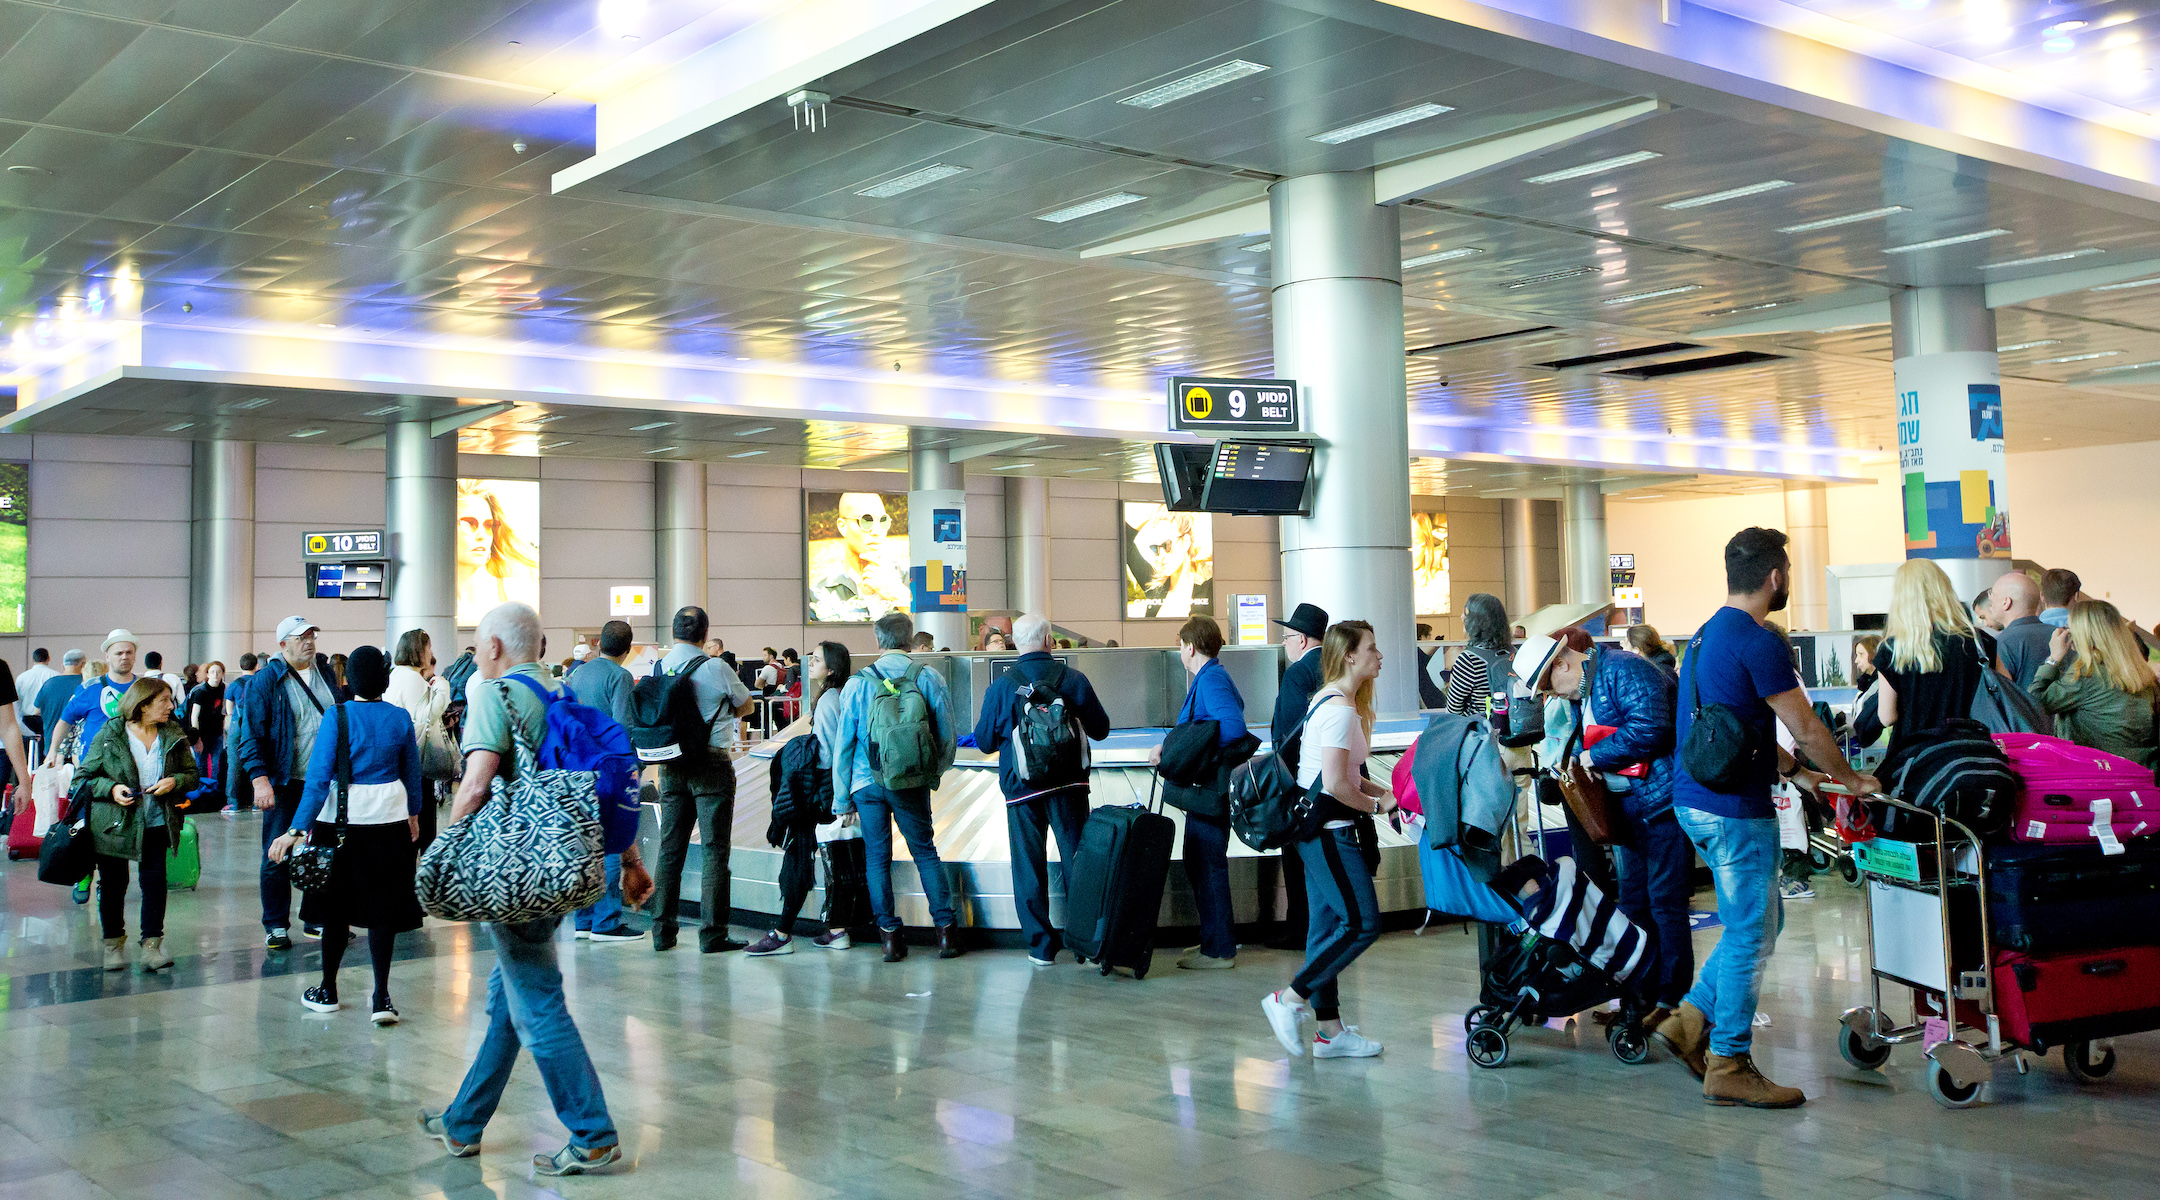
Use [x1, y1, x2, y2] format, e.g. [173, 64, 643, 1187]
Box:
[301, 985, 339, 1014]
[302, 924, 323, 940]
[266, 929, 293, 951]
[586, 925, 645, 943]
[371, 999, 399, 1027]
[701, 936, 748, 954]
[653, 926, 677, 952]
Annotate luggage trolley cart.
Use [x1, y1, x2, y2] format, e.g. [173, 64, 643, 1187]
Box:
[1830, 786, 2022, 1109]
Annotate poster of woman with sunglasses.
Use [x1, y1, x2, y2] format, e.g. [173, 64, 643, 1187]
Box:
[1123, 502, 1213, 620]
[805, 491, 912, 623]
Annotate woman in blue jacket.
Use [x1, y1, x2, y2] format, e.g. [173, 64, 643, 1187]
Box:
[268, 645, 423, 1025]
[1153, 614, 1247, 969]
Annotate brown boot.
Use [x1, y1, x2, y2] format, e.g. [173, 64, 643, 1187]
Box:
[1652, 1001, 1710, 1080]
[1641, 1006, 1673, 1035]
[936, 925, 965, 959]
[881, 929, 908, 963]
[1703, 1053, 1805, 1108]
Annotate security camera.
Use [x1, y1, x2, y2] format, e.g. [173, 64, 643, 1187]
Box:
[512, 140, 529, 154]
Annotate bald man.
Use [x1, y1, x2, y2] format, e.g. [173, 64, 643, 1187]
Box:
[1988, 571, 2054, 689]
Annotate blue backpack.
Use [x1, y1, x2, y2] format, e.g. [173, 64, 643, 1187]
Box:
[505, 675, 642, 853]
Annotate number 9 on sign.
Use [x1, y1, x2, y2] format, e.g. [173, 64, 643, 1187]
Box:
[1229, 389, 1246, 419]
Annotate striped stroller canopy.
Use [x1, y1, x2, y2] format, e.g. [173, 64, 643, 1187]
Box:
[1521, 857, 1652, 990]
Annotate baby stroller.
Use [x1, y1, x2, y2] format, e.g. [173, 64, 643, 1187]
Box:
[1436, 851, 1659, 1069]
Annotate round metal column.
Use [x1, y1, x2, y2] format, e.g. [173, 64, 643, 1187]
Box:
[189, 440, 255, 665]
[1890, 286, 2013, 599]
[1270, 171, 1416, 714]
[1004, 475, 1050, 618]
[654, 461, 707, 642]
[1562, 484, 1608, 608]
[1500, 497, 1539, 623]
[384, 421, 457, 657]
[1782, 481, 1829, 630]
[910, 441, 967, 651]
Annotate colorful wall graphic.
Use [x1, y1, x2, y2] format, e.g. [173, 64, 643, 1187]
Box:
[1895, 350, 2010, 560]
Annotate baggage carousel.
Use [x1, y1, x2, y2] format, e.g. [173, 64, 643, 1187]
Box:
[635, 718, 1434, 935]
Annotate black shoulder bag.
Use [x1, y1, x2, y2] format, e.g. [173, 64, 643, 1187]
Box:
[1228, 694, 1332, 851]
[289, 705, 350, 892]
[1678, 630, 1761, 792]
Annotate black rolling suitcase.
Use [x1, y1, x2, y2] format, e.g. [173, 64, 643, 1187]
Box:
[1064, 795, 1175, 978]
[1986, 839, 2160, 954]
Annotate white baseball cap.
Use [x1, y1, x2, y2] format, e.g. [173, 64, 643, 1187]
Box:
[276, 615, 320, 643]
[100, 629, 138, 654]
[572, 643, 593, 660]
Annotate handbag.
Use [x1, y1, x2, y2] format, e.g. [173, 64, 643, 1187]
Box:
[1967, 635, 2053, 736]
[1155, 719, 1222, 787]
[1678, 629, 1763, 791]
[414, 680, 605, 923]
[419, 719, 460, 781]
[35, 780, 95, 886]
[1228, 695, 1331, 851]
[1554, 730, 1620, 846]
[289, 706, 350, 893]
[1160, 732, 1259, 819]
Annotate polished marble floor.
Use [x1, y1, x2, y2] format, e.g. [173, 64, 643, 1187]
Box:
[0, 815, 2155, 1200]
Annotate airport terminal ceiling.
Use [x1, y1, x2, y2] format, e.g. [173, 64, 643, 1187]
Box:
[6, 0, 2160, 484]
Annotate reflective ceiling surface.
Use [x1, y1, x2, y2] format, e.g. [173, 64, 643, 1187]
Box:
[3, 0, 2160, 490]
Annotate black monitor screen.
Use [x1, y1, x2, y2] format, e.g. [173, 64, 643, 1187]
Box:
[1200, 441, 1312, 514]
[1153, 443, 1209, 512]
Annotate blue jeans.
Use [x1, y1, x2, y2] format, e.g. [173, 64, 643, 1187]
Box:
[855, 784, 955, 931]
[443, 918, 616, 1150]
[574, 854, 624, 932]
[1614, 807, 1696, 1009]
[1293, 827, 1381, 1020]
[1181, 808, 1238, 959]
[1675, 808, 1782, 1057]
[259, 783, 302, 931]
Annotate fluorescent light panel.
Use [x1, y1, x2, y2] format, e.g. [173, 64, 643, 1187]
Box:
[1309, 102, 1454, 145]
[1120, 60, 1269, 109]
[1603, 284, 1703, 306]
[540, 440, 574, 450]
[2035, 350, 2121, 364]
[630, 421, 674, 430]
[1776, 205, 1909, 233]
[2091, 359, 2160, 373]
[643, 445, 680, 453]
[1979, 248, 2103, 270]
[855, 163, 969, 198]
[1241, 241, 1271, 253]
[2091, 275, 2160, 292]
[1659, 180, 1792, 210]
[289, 429, 325, 438]
[992, 462, 1036, 470]
[1036, 193, 1145, 223]
[1997, 340, 2061, 352]
[1882, 228, 2012, 255]
[1524, 151, 1661, 184]
[727, 449, 768, 458]
[1402, 247, 1484, 269]
[1503, 267, 1603, 289]
[163, 422, 194, 432]
[732, 425, 775, 436]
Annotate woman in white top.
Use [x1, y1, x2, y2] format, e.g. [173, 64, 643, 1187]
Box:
[385, 629, 453, 844]
[1262, 619, 1398, 1060]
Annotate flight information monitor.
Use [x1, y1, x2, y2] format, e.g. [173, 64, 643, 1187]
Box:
[1153, 443, 1210, 512]
[1199, 440, 1313, 515]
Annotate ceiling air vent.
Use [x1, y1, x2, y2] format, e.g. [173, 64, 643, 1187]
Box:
[1604, 351, 1787, 379]
[1536, 343, 1700, 370]
[1407, 326, 1559, 356]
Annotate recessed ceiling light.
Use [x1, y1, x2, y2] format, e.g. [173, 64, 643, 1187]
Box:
[1503, 266, 1604, 289]
[1036, 193, 1145, 223]
[1603, 284, 1704, 305]
[1699, 300, 1789, 317]
[630, 420, 674, 431]
[1980, 248, 2103, 270]
[2034, 350, 2122, 364]
[643, 445, 680, 454]
[540, 440, 575, 450]
[732, 425, 775, 436]
[1524, 151, 1661, 184]
[2045, 21, 2088, 35]
[1402, 247, 1484, 269]
[1067, 467, 1101, 474]
[2091, 359, 2160, 373]
[992, 462, 1037, 470]
[527, 412, 569, 424]
[4, 165, 50, 176]
[1309, 102, 1454, 144]
[1659, 180, 1793, 210]
[289, 429, 326, 439]
[1883, 228, 2012, 254]
[1120, 60, 1270, 109]
[163, 422, 194, 432]
[855, 163, 970, 198]
[1776, 205, 1910, 233]
[727, 449, 768, 458]
[1241, 241, 1271, 253]
[2090, 275, 2160, 292]
[363, 405, 402, 416]
[1997, 339, 2062, 352]
[231, 397, 273, 410]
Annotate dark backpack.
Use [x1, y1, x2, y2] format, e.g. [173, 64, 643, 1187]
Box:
[1884, 717, 2018, 837]
[1228, 695, 1329, 851]
[766, 732, 832, 839]
[1463, 646, 1542, 749]
[628, 654, 716, 764]
[1010, 662, 1086, 788]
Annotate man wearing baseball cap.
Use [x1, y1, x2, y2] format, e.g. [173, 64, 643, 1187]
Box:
[45, 629, 144, 768]
[1265, 602, 1329, 950]
[231, 616, 340, 950]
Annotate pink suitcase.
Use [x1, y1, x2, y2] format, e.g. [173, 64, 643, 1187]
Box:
[1995, 733, 2160, 847]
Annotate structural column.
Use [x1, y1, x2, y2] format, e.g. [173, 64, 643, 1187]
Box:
[1500, 497, 1539, 623]
[189, 440, 255, 665]
[1004, 475, 1050, 619]
[1783, 481, 1829, 630]
[1561, 484, 1608, 608]
[654, 461, 706, 642]
[1891, 286, 2013, 598]
[1271, 171, 1416, 714]
[909, 436, 968, 652]
[384, 420, 457, 657]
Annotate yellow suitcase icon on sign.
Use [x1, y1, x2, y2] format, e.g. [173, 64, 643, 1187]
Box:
[307, 534, 329, 555]
[1183, 386, 1213, 421]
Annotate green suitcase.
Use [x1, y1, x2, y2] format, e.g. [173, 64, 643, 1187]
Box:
[165, 819, 201, 891]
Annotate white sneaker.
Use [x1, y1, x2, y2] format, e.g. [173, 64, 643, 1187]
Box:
[1313, 1026, 1383, 1058]
[574, 929, 591, 940]
[1262, 988, 1310, 1058]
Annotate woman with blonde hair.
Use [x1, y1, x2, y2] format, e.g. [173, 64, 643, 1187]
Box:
[456, 480, 538, 613]
[2034, 600, 2160, 768]
[1261, 620, 1398, 1060]
[1872, 559, 1986, 773]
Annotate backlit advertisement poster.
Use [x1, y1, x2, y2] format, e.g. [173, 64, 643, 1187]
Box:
[806, 490, 911, 623]
[908, 487, 967, 615]
[0, 464, 25, 633]
[457, 478, 540, 627]
[1123, 502, 1212, 620]
[1412, 511, 1450, 616]
[1896, 350, 2010, 559]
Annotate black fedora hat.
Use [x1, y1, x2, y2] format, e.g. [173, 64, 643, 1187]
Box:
[1273, 602, 1329, 641]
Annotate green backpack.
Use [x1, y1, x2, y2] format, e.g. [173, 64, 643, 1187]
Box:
[863, 665, 941, 790]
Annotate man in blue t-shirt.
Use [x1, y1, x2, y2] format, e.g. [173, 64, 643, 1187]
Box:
[1657, 527, 1878, 1111]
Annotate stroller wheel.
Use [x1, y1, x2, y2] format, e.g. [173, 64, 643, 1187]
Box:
[1463, 1005, 1497, 1034]
[1466, 1025, 1509, 1069]
[1609, 1023, 1651, 1065]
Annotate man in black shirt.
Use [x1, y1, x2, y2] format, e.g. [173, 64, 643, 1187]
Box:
[1266, 603, 1329, 951]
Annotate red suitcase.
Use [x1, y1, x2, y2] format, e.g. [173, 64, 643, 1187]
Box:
[5, 785, 37, 859]
[1994, 946, 2160, 1050]
[1994, 733, 2159, 847]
